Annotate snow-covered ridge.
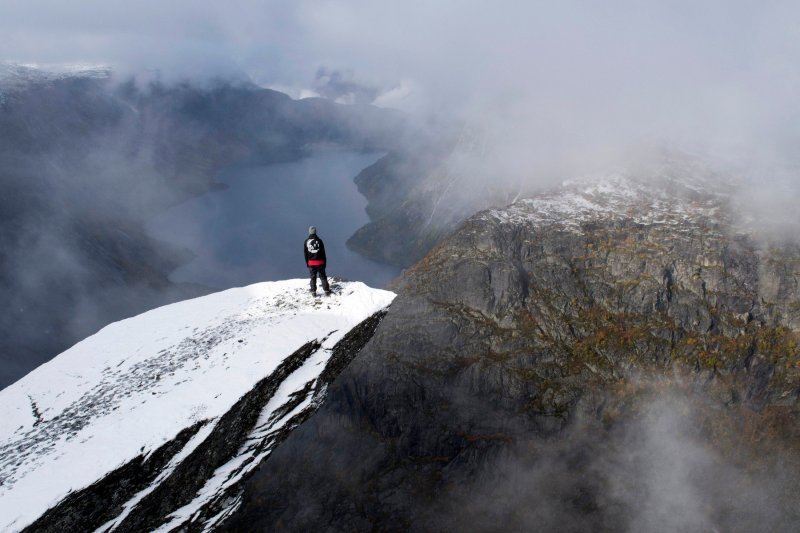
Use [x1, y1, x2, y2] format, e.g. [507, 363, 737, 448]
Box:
[485, 163, 733, 232]
[0, 62, 110, 102]
[0, 61, 110, 81]
[0, 279, 394, 531]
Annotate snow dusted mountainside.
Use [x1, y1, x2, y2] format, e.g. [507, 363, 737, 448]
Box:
[479, 152, 742, 234]
[0, 280, 394, 531]
[488, 172, 724, 230]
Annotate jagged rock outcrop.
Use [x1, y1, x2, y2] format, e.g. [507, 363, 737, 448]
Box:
[227, 167, 800, 532]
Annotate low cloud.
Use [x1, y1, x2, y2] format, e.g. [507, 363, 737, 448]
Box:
[428, 392, 797, 532]
[5, 2, 800, 171]
[312, 68, 379, 105]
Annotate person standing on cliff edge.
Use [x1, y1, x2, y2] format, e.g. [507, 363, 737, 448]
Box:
[304, 226, 331, 296]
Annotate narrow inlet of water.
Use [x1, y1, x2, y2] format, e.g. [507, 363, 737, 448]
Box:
[147, 148, 398, 289]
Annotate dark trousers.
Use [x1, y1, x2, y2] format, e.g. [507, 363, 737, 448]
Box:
[309, 266, 330, 293]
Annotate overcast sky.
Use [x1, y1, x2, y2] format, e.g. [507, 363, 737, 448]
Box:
[4, 1, 800, 175]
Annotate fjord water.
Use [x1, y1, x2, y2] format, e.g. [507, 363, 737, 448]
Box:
[147, 148, 398, 289]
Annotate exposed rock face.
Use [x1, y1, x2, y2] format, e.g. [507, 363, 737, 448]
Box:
[227, 170, 800, 531]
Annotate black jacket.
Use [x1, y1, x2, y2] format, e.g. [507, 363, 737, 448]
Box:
[304, 235, 326, 266]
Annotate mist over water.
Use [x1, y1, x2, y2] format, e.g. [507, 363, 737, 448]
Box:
[147, 147, 398, 289]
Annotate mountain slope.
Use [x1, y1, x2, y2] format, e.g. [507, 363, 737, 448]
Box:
[0, 279, 394, 531]
[225, 168, 800, 531]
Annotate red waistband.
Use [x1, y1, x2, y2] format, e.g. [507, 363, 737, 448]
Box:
[307, 260, 325, 266]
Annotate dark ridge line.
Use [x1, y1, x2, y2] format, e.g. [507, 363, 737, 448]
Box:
[22, 339, 321, 533]
[112, 339, 324, 532]
[23, 420, 208, 533]
[197, 309, 389, 531]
